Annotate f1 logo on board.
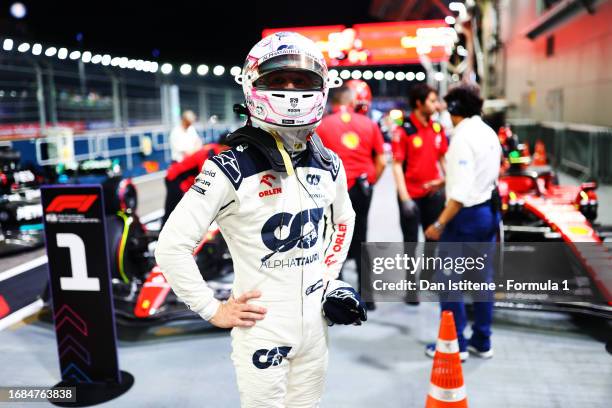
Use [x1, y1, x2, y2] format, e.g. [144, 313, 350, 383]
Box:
[306, 174, 320, 186]
[252, 346, 292, 369]
[261, 208, 323, 251]
[46, 195, 97, 212]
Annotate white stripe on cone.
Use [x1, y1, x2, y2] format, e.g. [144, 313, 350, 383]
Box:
[436, 338, 460, 354]
[429, 383, 467, 402]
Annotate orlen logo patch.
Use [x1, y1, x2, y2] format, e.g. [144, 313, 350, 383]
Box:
[46, 195, 97, 213]
[260, 174, 276, 187]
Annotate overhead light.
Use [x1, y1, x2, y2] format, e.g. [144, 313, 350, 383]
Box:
[91, 54, 102, 64]
[150, 62, 159, 73]
[69, 50, 81, 60]
[161, 63, 173, 75]
[2, 39, 14, 51]
[328, 69, 338, 78]
[362, 70, 373, 80]
[351, 70, 362, 80]
[230, 66, 241, 76]
[180, 64, 192, 75]
[57, 48, 68, 59]
[373, 71, 384, 80]
[197, 64, 209, 76]
[44, 47, 57, 57]
[101, 54, 111, 66]
[119, 57, 129, 69]
[110, 57, 120, 66]
[17, 42, 30, 53]
[434, 72, 445, 81]
[213, 65, 225, 76]
[406, 72, 415, 81]
[127, 59, 137, 69]
[395, 72, 406, 81]
[10, 2, 27, 19]
[415, 72, 426, 81]
[81, 51, 92, 63]
[134, 60, 144, 71]
[445, 16, 456, 25]
[340, 70, 351, 80]
[451, 73, 460, 81]
[32, 43, 42, 55]
[384, 71, 395, 81]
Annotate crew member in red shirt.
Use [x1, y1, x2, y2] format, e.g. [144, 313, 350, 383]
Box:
[163, 139, 228, 225]
[317, 82, 386, 309]
[392, 84, 447, 298]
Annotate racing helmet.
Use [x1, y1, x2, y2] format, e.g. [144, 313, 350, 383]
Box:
[236, 32, 342, 150]
[345, 79, 372, 114]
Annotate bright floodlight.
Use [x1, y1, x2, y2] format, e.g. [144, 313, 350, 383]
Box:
[110, 57, 120, 66]
[161, 63, 173, 75]
[119, 57, 128, 69]
[415, 72, 426, 81]
[197, 64, 209, 76]
[150, 62, 159, 73]
[91, 54, 102, 64]
[434, 72, 445, 81]
[406, 72, 415, 81]
[373, 71, 384, 80]
[362, 70, 373, 80]
[81, 51, 92, 63]
[180, 64, 192, 75]
[213, 65, 225, 76]
[384, 71, 395, 81]
[127, 59, 137, 69]
[69, 50, 81, 60]
[328, 69, 338, 78]
[17, 42, 30, 52]
[445, 16, 456, 25]
[101, 54, 111, 66]
[135, 60, 145, 71]
[351, 70, 362, 80]
[10, 2, 27, 19]
[395, 72, 406, 81]
[230, 66, 241, 76]
[3, 39, 14, 51]
[449, 2, 464, 12]
[340, 70, 350, 80]
[57, 48, 68, 59]
[45, 47, 57, 57]
[32, 43, 42, 55]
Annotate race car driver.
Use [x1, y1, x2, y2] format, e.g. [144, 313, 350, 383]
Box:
[317, 81, 385, 310]
[155, 32, 364, 407]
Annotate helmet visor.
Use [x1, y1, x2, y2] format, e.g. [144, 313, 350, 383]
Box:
[254, 54, 325, 90]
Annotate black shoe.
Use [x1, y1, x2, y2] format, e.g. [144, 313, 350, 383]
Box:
[366, 302, 376, 311]
[404, 300, 420, 306]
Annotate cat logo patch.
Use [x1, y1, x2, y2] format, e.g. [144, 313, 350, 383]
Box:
[342, 132, 360, 149]
[412, 136, 423, 148]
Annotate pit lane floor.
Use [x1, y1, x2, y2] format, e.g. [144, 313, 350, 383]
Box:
[1, 168, 611, 407]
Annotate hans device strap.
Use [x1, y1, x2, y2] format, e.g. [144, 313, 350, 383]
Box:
[226, 125, 336, 174]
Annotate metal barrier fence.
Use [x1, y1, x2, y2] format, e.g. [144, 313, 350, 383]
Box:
[508, 119, 612, 183]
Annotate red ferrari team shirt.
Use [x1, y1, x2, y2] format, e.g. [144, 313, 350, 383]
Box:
[316, 107, 385, 189]
[391, 112, 447, 199]
[166, 143, 226, 192]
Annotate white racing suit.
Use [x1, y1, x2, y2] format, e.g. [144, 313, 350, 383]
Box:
[155, 136, 355, 407]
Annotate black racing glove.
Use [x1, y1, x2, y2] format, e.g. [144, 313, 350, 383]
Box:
[400, 199, 418, 219]
[321, 280, 367, 326]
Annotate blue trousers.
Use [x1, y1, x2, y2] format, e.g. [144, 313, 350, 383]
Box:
[439, 202, 499, 351]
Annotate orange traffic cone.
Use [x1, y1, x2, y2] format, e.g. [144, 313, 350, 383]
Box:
[425, 311, 468, 408]
[532, 139, 547, 165]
